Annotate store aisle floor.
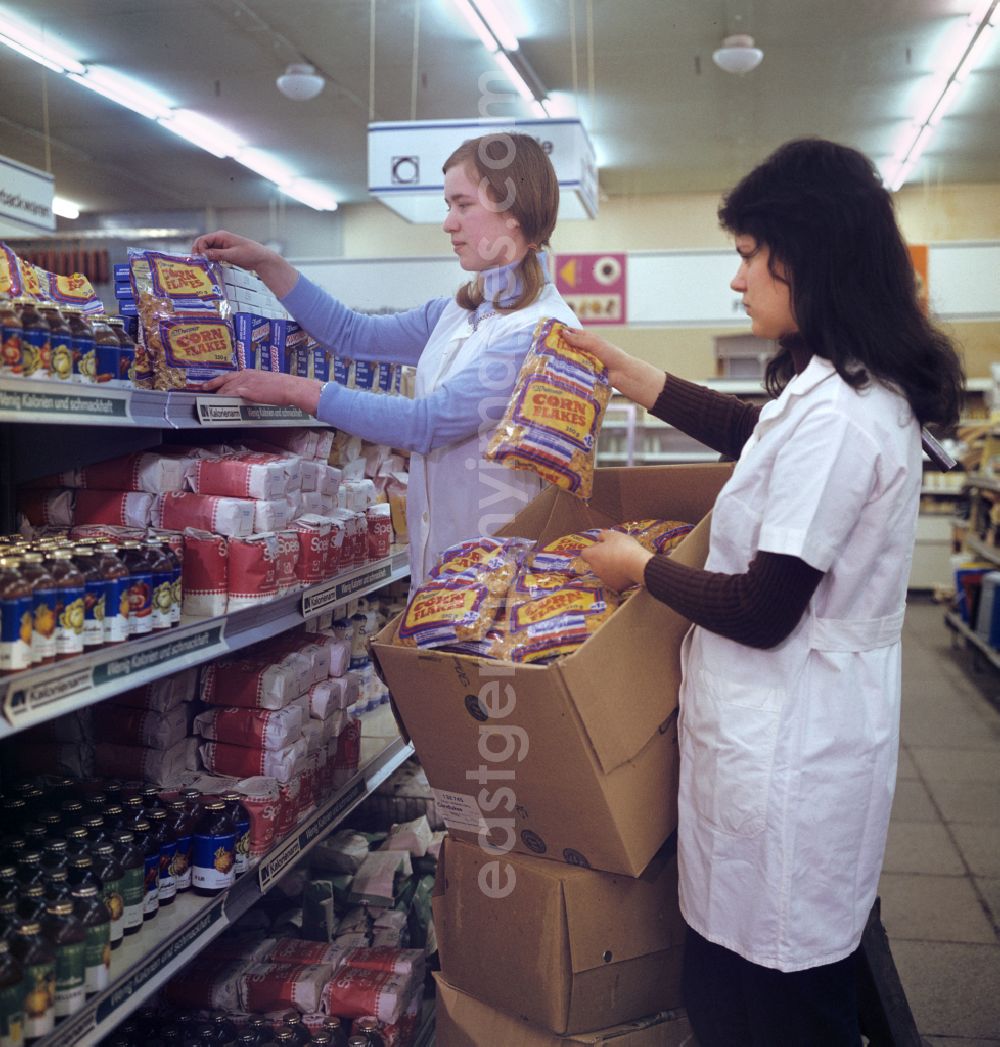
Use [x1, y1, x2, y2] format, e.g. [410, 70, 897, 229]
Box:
[881, 595, 1000, 1045]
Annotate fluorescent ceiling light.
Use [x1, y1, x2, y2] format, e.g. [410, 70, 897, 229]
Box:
[494, 51, 536, 104]
[451, 0, 499, 52]
[159, 109, 244, 159]
[882, 2, 998, 191]
[68, 68, 173, 122]
[52, 196, 80, 220]
[233, 147, 298, 185]
[280, 180, 339, 211]
[0, 23, 85, 75]
[469, 0, 520, 52]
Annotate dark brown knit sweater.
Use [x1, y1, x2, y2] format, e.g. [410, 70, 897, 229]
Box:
[641, 374, 823, 649]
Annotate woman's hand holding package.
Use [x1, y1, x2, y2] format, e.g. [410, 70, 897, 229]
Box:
[191, 229, 299, 298]
[201, 369, 322, 415]
[580, 529, 653, 592]
[561, 328, 666, 410]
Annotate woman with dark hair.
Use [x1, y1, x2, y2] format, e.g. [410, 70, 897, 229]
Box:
[563, 137, 964, 1046]
[193, 132, 576, 583]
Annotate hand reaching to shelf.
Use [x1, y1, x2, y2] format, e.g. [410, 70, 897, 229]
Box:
[201, 369, 323, 415]
[192, 229, 300, 299]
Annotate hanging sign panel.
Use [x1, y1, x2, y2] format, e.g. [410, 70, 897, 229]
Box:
[0, 153, 55, 233]
[555, 252, 627, 325]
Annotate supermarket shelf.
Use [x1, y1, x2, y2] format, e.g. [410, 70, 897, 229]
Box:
[0, 377, 323, 429]
[944, 609, 1000, 672]
[0, 547, 410, 738]
[41, 733, 415, 1047]
[963, 472, 1000, 495]
[598, 450, 720, 464]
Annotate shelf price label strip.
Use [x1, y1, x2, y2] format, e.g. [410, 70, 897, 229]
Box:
[50, 897, 229, 1047]
[1, 624, 226, 732]
[195, 396, 318, 427]
[0, 382, 133, 425]
[301, 560, 398, 618]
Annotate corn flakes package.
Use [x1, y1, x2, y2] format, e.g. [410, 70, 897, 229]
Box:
[396, 577, 500, 650]
[429, 535, 533, 595]
[484, 318, 611, 499]
[128, 247, 236, 391]
[527, 528, 603, 576]
[504, 578, 618, 664]
[613, 519, 694, 555]
[0, 243, 22, 298]
[18, 256, 43, 300]
[39, 268, 105, 315]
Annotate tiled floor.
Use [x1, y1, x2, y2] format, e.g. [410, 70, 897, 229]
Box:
[879, 595, 1000, 1045]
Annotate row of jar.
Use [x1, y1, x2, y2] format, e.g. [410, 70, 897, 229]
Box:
[0, 538, 184, 673]
[0, 298, 136, 386]
[0, 780, 251, 1040]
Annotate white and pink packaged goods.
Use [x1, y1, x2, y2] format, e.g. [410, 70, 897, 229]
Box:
[366, 503, 393, 560]
[75, 489, 158, 528]
[181, 530, 228, 617]
[200, 657, 302, 710]
[198, 736, 307, 783]
[159, 491, 255, 537]
[275, 530, 300, 594]
[193, 705, 304, 751]
[189, 453, 289, 500]
[293, 514, 331, 583]
[239, 962, 332, 1014]
[227, 533, 278, 611]
[233, 777, 281, 856]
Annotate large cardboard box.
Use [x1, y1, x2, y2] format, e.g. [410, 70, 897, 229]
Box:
[434, 975, 696, 1047]
[434, 835, 685, 1035]
[371, 464, 730, 876]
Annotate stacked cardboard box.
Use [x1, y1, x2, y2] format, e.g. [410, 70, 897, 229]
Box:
[372, 464, 730, 1045]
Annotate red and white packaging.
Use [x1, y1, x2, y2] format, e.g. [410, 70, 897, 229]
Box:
[199, 736, 307, 783]
[276, 777, 300, 837]
[275, 530, 300, 595]
[307, 675, 358, 719]
[259, 939, 347, 969]
[330, 510, 366, 568]
[74, 489, 157, 528]
[181, 529, 228, 617]
[321, 965, 415, 1025]
[193, 704, 304, 751]
[36, 451, 193, 494]
[227, 533, 278, 611]
[233, 776, 281, 856]
[190, 453, 289, 501]
[92, 702, 190, 751]
[239, 961, 332, 1015]
[159, 491, 255, 537]
[366, 503, 393, 560]
[342, 947, 425, 978]
[93, 736, 197, 787]
[200, 657, 302, 709]
[253, 498, 295, 534]
[163, 959, 246, 1011]
[110, 667, 198, 712]
[332, 714, 361, 789]
[293, 514, 331, 583]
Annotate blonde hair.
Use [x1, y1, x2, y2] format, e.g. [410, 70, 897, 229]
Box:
[443, 132, 560, 313]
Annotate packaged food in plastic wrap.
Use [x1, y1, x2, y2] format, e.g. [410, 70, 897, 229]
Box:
[612, 517, 695, 554]
[17, 488, 75, 527]
[30, 451, 194, 494]
[504, 577, 619, 664]
[109, 667, 198, 712]
[158, 491, 255, 537]
[428, 535, 532, 593]
[200, 657, 302, 709]
[193, 704, 304, 751]
[310, 829, 371, 875]
[321, 965, 416, 1026]
[92, 702, 190, 751]
[396, 575, 500, 650]
[275, 529, 300, 595]
[259, 938, 348, 968]
[348, 850, 413, 908]
[189, 452, 290, 501]
[293, 514, 331, 583]
[342, 946, 425, 978]
[227, 532, 278, 611]
[199, 736, 308, 783]
[382, 815, 434, 858]
[306, 674, 358, 719]
[93, 736, 198, 787]
[181, 529, 228, 617]
[366, 503, 393, 560]
[332, 714, 361, 789]
[0, 241, 22, 297]
[233, 776, 281, 856]
[484, 317, 610, 498]
[528, 528, 604, 575]
[74, 489, 158, 528]
[239, 961, 332, 1015]
[128, 247, 237, 391]
[329, 431, 363, 465]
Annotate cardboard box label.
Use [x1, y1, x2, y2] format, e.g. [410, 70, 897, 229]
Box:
[432, 789, 488, 834]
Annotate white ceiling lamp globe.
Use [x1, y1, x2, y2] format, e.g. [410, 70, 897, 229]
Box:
[712, 34, 764, 75]
[276, 63, 325, 101]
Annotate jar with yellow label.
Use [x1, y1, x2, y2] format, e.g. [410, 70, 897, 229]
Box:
[0, 302, 23, 378]
[90, 315, 119, 385]
[44, 550, 85, 660]
[64, 306, 95, 384]
[39, 307, 73, 383]
[16, 300, 50, 381]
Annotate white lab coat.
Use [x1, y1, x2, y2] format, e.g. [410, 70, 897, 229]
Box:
[677, 355, 922, 971]
[407, 285, 577, 584]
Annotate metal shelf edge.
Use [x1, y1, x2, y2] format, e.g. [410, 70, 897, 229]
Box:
[943, 609, 1000, 671]
[36, 736, 414, 1047]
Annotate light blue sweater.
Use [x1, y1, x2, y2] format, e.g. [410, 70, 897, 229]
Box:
[279, 256, 559, 455]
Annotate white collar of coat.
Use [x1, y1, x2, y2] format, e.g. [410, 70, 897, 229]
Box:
[753, 354, 839, 438]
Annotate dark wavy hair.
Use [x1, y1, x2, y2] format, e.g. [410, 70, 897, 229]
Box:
[718, 138, 964, 429]
[444, 132, 559, 314]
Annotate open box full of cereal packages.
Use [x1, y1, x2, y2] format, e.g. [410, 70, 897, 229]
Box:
[371, 462, 732, 877]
